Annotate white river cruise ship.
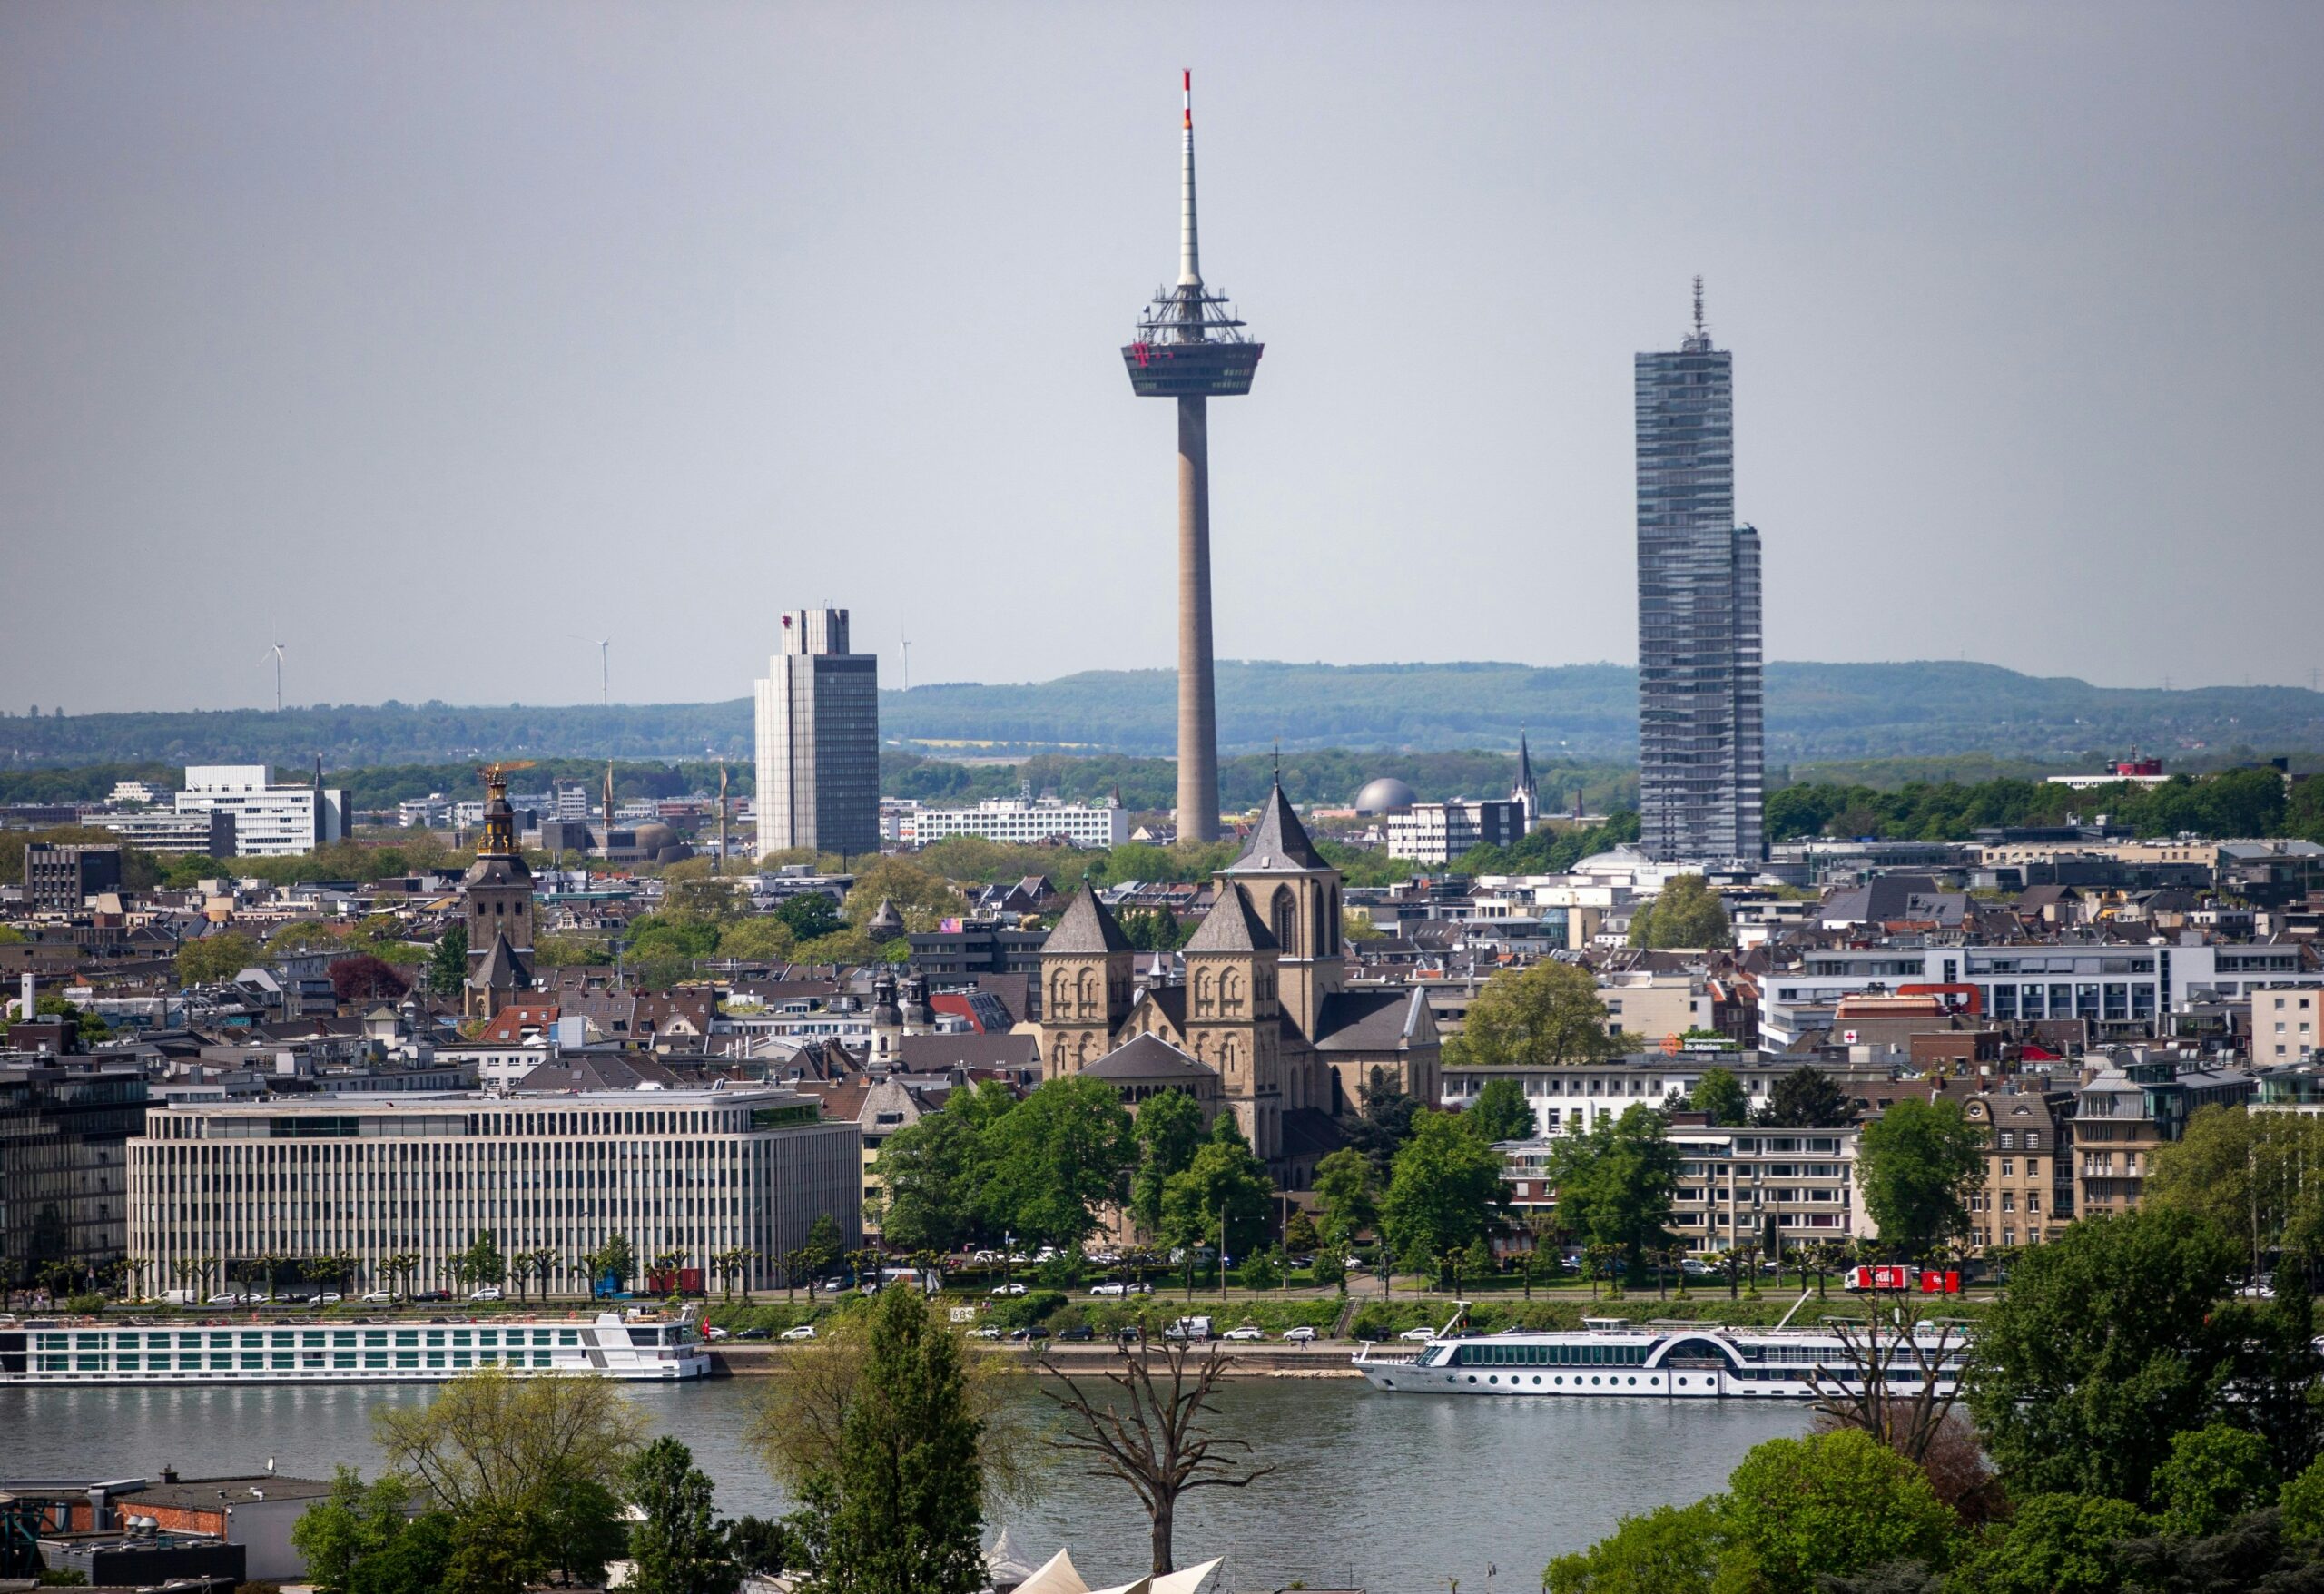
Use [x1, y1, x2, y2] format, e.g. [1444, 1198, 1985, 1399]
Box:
[0, 1306, 709, 1386]
[1355, 1308, 1967, 1401]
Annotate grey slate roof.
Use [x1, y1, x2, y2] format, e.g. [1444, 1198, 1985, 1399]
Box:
[1223, 782, 1328, 873]
[1311, 988, 1429, 1051]
[470, 930, 533, 991]
[1043, 885, 1132, 954]
[1081, 1032, 1216, 1082]
[1181, 883, 1278, 954]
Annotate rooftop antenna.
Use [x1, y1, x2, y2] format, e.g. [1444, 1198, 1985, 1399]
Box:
[261, 642, 286, 712]
[1692, 275, 1706, 341]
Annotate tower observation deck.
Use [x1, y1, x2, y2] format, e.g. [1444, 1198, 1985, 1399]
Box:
[1122, 71, 1262, 844]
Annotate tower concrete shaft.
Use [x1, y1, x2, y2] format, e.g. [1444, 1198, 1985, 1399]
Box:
[1177, 394, 1217, 841]
[1122, 71, 1259, 847]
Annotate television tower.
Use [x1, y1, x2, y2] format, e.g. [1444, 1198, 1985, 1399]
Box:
[1123, 70, 1262, 844]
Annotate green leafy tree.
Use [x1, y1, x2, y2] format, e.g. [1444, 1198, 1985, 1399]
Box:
[1687, 1066, 1749, 1127]
[1966, 1207, 2241, 1503]
[2280, 1452, 2324, 1540]
[1129, 1087, 1206, 1236]
[1313, 1147, 1380, 1250]
[979, 1076, 1134, 1250]
[175, 930, 259, 988]
[1282, 1208, 1321, 1256]
[291, 1468, 415, 1593]
[2147, 1106, 2324, 1273]
[584, 1233, 636, 1295]
[441, 1499, 545, 1594]
[460, 1231, 506, 1292]
[783, 1285, 985, 1594]
[372, 1366, 643, 1514]
[625, 1436, 742, 1594]
[1719, 1429, 1955, 1590]
[1544, 1500, 1728, 1594]
[1442, 959, 1620, 1068]
[427, 923, 468, 998]
[344, 1510, 456, 1594]
[774, 893, 846, 941]
[802, 1214, 845, 1286]
[1380, 1111, 1506, 1266]
[1756, 1065, 1854, 1128]
[1239, 1246, 1283, 1293]
[1159, 1117, 1275, 1275]
[1548, 1105, 1679, 1272]
[1949, 1492, 2150, 1594]
[1627, 874, 1732, 949]
[718, 918, 797, 962]
[2152, 1423, 2280, 1540]
[1466, 1076, 1537, 1144]
[1856, 1097, 1985, 1253]
[876, 1107, 988, 1255]
[532, 1474, 629, 1588]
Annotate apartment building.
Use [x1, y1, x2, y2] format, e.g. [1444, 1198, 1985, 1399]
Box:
[2073, 1057, 2253, 1218]
[1668, 1122, 1863, 1255]
[1961, 1089, 2072, 1248]
[1385, 800, 1527, 866]
[23, 843, 123, 912]
[128, 1089, 862, 1296]
[2256, 989, 2320, 1063]
[1441, 1055, 1889, 1139]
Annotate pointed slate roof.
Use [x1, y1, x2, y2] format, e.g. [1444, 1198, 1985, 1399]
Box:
[1513, 731, 1537, 799]
[469, 930, 533, 992]
[1181, 881, 1277, 954]
[1042, 884, 1132, 955]
[1222, 781, 1327, 873]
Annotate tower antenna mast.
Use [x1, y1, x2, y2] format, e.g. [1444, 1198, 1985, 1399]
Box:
[1122, 70, 1263, 844]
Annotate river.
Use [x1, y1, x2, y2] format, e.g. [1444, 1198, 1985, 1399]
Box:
[0, 1380, 1807, 1590]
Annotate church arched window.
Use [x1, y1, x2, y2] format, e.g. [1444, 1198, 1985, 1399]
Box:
[1271, 890, 1296, 958]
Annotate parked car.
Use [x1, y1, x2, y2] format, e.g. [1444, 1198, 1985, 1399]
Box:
[1059, 1324, 1096, 1341]
[991, 1282, 1028, 1297]
[970, 1325, 1004, 1339]
[468, 1286, 503, 1302]
[1282, 1325, 1318, 1343]
[1679, 1257, 1714, 1276]
[1008, 1326, 1051, 1343]
[779, 1324, 818, 1342]
[1222, 1325, 1264, 1342]
[206, 1294, 238, 1306]
[705, 1325, 731, 1340]
[1089, 1282, 1129, 1296]
[1115, 1324, 1146, 1342]
[1399, 1325, 1437, 1342]
[359, 1290, 394, 1304]
[735, 1327, 769, 1341]
[415, 1290, 453, 1303]
[317, 1292, 342, 1304]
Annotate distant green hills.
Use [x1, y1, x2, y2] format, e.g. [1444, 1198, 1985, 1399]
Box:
[3, 660, 2317, 771]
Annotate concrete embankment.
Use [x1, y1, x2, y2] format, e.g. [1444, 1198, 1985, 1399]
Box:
[709, 1340, 1369, 1379]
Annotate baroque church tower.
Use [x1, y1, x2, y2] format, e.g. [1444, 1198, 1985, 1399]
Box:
[462, 765, 536, 1019]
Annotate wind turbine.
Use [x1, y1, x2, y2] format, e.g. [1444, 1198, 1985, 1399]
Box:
[262, 643, 286, 712]
[567, 635, 613, 706]
[901, 628, 912, 694]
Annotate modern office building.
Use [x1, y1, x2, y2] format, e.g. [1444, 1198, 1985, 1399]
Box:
[1635, 281, 1764, 865]
[127, 1089, 862, 1296]
[900, 797, 1132, 851]
[1385, 800, 1528, 865]
[753, 608, 880, 861]
[23, 844, 123, 912]
[2, 1061, 148, 1294]
[172, 765, 348, 857]
[90, 808, 237, 857]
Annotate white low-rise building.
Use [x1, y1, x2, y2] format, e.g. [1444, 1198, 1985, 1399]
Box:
[129, 1088, 862, 1295]
[900, 797, 1130, 850]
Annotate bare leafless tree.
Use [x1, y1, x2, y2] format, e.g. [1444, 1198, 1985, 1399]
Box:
[1806, 1297, 1974, 1464]
[1039, 1334, 1275, 1574]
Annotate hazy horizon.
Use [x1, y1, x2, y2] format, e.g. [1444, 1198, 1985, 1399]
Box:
[5, 3, 2320, 714]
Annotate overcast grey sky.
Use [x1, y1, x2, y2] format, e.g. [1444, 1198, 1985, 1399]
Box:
[5, 2, 2319, 714]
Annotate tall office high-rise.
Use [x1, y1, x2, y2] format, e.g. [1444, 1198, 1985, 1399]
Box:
[753, 608, 880, 861]
[1635, 281, 1764, 864]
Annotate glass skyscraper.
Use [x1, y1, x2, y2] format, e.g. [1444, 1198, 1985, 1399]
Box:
[1635, 296, 1764, 864]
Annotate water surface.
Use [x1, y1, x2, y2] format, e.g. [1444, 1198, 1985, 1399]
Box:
[0, 1380, 1807, 1589]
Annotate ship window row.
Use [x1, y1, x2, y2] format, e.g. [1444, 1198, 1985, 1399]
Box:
[33, 1350, 561, 1373]
[1452, 1343, 1649, 1367]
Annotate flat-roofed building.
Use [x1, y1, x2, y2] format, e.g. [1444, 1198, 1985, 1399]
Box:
[1667, 1120, 1864, 1255]
[128, 1089, 860, 1296]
